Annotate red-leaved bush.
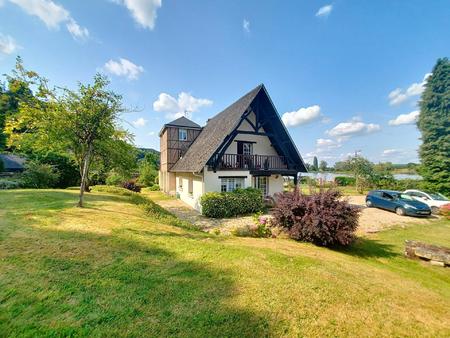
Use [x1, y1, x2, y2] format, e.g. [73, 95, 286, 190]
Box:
[122, 179, 141, 193]
[272, 189, 360, 246]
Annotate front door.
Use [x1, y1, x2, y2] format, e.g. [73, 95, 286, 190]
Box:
[253, 176, 268, 197]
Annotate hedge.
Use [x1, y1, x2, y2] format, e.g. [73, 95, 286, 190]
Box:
[200, 188, 264, 218]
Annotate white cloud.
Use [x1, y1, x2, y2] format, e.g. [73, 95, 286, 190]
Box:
[113, 0, 162, 30]
[282, 105, 322, 127]
[132, 117, 147, 127]
[153, 92, 213, 119]
[66, 18, 89, 40]
[243, 19, 250, 33]
[316, 138, 342, 152]
[315, 4, 332, 18]
[388, 110, 419, 126]
[104, 58, 144, 80]
[0, 34, 20, 54]
[388, 73, 432, 106]
[326, 118, 381, 139]
[8, 0, 89, 40]
[382, 149, 401, 156]
[148, 131, 156, 136]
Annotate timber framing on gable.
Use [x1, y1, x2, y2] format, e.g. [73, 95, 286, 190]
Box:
[208, 88, 304, 172]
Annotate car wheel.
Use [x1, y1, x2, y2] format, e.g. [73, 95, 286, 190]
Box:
[431, 206, 439, 215]
[366, 199, 373, 207]
[395, 207, 405, 216]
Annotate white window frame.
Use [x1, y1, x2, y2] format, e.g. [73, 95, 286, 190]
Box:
[220, 177, 244, 192]
[253, 176, 268, 196]
[243, 143, 253, 155]
[179, 128, 187, 141]
[188, 177, 193, 195]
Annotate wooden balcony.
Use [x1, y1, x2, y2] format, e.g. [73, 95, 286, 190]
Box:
[211, 153, 288, 171]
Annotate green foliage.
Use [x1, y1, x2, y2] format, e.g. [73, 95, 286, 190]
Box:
[417, 58, 450, 195]
[319, 160, 327, 171]
[21, 161, 60, 188]
[138, 162, 158, 187]
[148, 184, 160, 191]
[312, 156, 318, 171]
[30, 152, 79, 188]
[200, 188, 265, 218]
[334, 176, 356, 186]
[0, 179, 21, 189]
[91, 185, 134, 196]
[105, 170, 129, 186]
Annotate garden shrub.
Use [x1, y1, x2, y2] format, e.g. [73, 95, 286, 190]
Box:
[105, 170, 128, 186]
[121, 179, 141, 193]
[92, 185, 134, 196]
[0, 179, 21, 190]
[334, 176, 356, 186]
[32, 152, 79, 188]
[272, 189, 360, 246]
[148, 184, 160, 191]
[21, 161, 60, 188]
[200, 188, 264, 218]
[138, 162, 158, 187]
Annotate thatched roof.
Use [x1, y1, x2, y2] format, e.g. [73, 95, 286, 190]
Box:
[170, 84, 307, 173]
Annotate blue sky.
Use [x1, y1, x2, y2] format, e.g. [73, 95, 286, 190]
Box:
[0, 0, 449, 164]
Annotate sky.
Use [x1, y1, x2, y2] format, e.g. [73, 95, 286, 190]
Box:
[0, 0, 449, 165]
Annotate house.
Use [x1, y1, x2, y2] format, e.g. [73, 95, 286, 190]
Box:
[0, 154, 26, 173]
[159, 84, 307, 211]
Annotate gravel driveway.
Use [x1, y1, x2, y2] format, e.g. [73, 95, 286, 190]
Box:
[346, 195, 437, 234]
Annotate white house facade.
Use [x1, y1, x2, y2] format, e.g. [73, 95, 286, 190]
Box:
[159, 84, 307, 212]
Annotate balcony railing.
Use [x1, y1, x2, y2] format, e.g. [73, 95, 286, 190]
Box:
[211, 153, 288, 170]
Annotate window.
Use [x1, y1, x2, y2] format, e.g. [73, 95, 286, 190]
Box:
[253, 176, 268, 196]
[220, 177, 244, 192]
[188, 178, 193, 195]
[243, 142, 253, 155]
[179, 128, 187, 141]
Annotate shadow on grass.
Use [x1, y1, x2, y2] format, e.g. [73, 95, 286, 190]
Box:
[0, 189, 129, 211]
[0, 190, 270, 337]
[334, 237, 399, 259]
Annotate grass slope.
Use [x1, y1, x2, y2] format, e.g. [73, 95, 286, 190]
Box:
[0, 189, 449, 337]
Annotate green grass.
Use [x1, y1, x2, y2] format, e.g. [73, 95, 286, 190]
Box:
[1, 189, 449, 337]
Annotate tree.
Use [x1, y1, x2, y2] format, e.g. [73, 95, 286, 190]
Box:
[348, 156, 374, 193]
[312, 156, 318, 171]
[319, 160, 327, 172]
[138, 152, 159, 186]
[417, 58, 450, 195]
[54, 74, 129, 206]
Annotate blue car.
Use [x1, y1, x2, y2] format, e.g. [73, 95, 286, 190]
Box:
[365, 190, 431, 216]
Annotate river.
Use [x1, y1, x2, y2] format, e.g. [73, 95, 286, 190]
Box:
[301, 172, 422, 182]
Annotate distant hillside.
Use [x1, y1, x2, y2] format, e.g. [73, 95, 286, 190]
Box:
[137, 147, 159, 158]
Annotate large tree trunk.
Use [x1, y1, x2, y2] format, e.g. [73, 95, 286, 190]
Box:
[78, 143, 93, 207]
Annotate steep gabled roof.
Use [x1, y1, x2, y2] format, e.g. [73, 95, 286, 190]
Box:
[170, 84, 307, 173]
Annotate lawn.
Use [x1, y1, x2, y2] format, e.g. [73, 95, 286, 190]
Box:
[1, 189, 449, 337]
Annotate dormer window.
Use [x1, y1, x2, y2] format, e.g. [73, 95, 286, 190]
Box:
[179, 128, 187, 141]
